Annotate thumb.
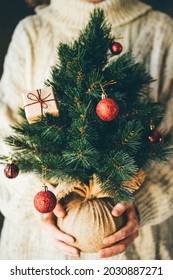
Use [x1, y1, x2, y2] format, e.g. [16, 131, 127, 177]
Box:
[53, 201, 66, 218]
[112, 202, 132, 217]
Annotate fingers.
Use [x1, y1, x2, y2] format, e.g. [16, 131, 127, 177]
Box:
[51, 239, 80, 257]
[112, 202, 133, 217]
[45, 222, 80, 257]
[103, 221, 136, 245]
[100, 204, 140, 258]
[103, 205, 139, 245]
[53, 201, 66, 218]
[42, 211, 80, 257]
[99, 231, 139, 258]
[42, 211, 56, 225]
[45, 221, 75, 245]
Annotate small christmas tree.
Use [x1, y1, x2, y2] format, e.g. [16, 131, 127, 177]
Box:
[2, 9, 172, 201]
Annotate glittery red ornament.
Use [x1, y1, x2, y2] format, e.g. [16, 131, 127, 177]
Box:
[96, 98, 119, 121]
[34, 186, 57, 213]
[4, 162, 19, 179]
[148, 129, 164, 144]
[110, 42, 123, 55]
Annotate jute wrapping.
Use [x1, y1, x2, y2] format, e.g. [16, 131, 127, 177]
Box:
[56, 171, 145, 253]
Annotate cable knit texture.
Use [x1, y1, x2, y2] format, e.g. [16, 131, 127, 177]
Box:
[0, 0, 173, 260]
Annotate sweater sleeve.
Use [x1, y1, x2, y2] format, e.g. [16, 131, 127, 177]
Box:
[134, 13, 173, 227]
[0, 15, 41, 118]
[0, 17, 47, 222]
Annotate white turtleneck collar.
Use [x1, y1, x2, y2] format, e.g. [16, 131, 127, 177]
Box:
[36, 0, 151, 29]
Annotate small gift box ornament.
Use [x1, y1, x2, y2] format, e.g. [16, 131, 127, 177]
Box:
[23, 87, 59, 124]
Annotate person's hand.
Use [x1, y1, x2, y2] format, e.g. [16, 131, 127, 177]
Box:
[42, 202, 80, 257]
[99, 202, 139, 258]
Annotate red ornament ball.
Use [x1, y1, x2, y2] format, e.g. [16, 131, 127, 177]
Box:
[96, 98, 119, 121]
[148, 129, 164, 144]
[110, 42, 123, 55]
[4, 163, 19, 179]
[34, 187, 57, 213]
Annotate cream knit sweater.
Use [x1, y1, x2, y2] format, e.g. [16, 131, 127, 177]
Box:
[0, 0, 173, 260]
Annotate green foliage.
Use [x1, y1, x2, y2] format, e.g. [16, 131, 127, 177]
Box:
[2, 9, 173, 202]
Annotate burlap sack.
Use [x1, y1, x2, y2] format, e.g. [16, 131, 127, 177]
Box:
[56, 171, 145, 253]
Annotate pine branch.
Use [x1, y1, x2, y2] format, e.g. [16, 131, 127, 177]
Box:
[104, 52, 154, 101]
[97, 150, 137, 184]
[111, 120, 143, 155]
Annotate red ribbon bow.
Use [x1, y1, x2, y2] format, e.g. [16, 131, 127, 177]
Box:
[24, 89, 55, 120]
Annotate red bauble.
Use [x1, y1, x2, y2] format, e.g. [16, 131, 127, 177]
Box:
[110, 42, 123, 55]
[148, 129, 164, 144]
[4, 163, 19, 179]
[96, 98, 119, 121]
[34, 187, 57, 213]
